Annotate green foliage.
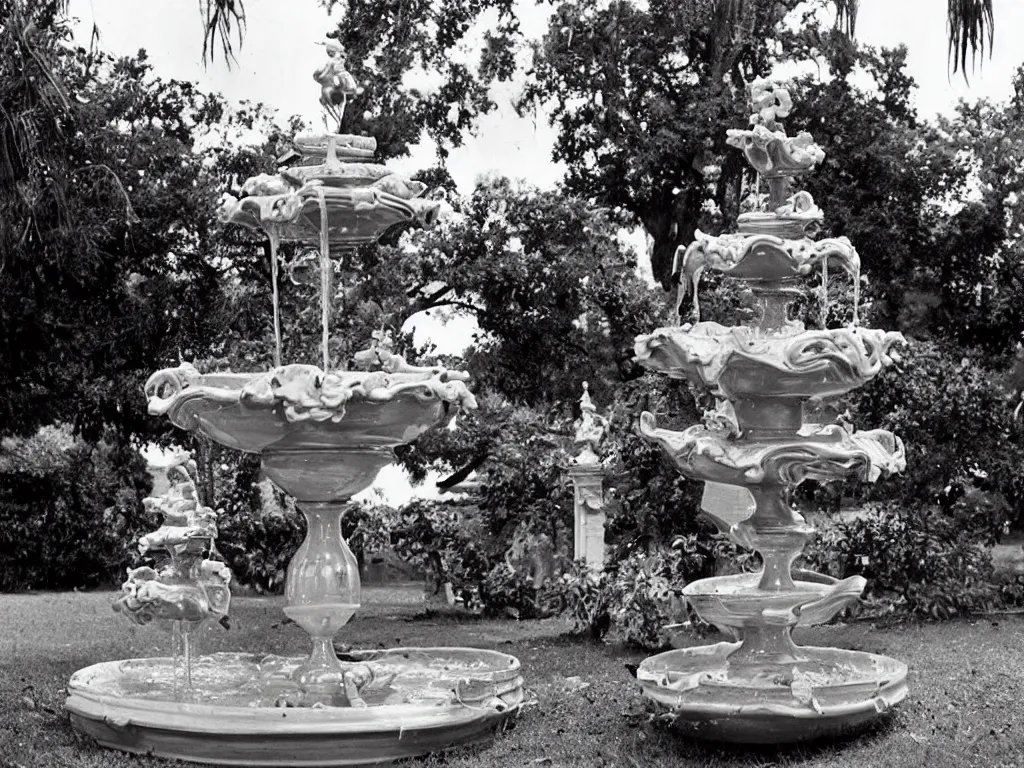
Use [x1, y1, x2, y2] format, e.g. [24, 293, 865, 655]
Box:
[364, 495, 565, 618]
[0, 427, 154, 591]
[324, 0, 520, 159]
[552, 562, 614, 641]
[367, 500, 490, 605]
[522, 0, 837, 285]
[846, 340, 1024, 531]
[479, 562, 560, 620]
[207, 452, 302, 594]
[554, 535, 735, 649]
[803, 503, 998, 619]
[785, 45, 956, 331]
[0, 5, 280, 443]
[395, 178, 665, 405]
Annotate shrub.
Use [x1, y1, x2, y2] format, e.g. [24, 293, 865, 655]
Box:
[553, 561, 615, 640]
[801, 502, 997, 618]
[555, 535, 734, 649]
[361, 499, 569, 617]
[208, 450, 304, 593]
[480, 561, 556, 619]
[0, 427, 154, 591]
[849, 339, 1024, 534]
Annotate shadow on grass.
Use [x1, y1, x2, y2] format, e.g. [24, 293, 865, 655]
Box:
[636, 707, 904, 767]
[402, 606, 491, 623]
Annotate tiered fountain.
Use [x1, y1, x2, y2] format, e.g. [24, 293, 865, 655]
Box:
[66, 42, 523, 767]
[633, 80, 909, 743]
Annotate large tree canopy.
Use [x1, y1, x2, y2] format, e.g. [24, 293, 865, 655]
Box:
[0, 2, 287, 441]
[200, 0, 998, 83]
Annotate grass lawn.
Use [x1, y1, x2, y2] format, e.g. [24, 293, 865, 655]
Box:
[1, 587, 1023, 768]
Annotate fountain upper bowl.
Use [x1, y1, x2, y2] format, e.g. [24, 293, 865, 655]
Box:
[145, 363, 475, 453]
[635, 323, 905, 400]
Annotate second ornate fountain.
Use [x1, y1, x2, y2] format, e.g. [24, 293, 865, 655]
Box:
[633, 80, 909, 743]
[66, 43, 522, 766]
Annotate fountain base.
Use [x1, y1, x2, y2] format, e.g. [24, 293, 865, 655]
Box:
[637, 643, 906, 744]
[67, 648, 523, 766]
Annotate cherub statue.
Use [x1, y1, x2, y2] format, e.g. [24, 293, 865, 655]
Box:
[138, 456, 218, 553]
[113, 453, 232, 628]
[314, 41, 358, 133]
[573, 382, 608, 465]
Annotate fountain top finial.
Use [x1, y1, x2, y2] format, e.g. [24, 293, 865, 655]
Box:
[747, 78, 792, 131]
[725, 78, 824, 186]
[580, 381, 595, 414]
[314, 39, 359, 133]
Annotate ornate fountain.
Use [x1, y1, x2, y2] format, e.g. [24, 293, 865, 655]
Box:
[632, 80, 909, 743]
[112, 455, 233, 694]
[66, 43, 522, 766]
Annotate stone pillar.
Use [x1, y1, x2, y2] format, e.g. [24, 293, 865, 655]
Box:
[567, 382, 609, 571]
[568, 462, 607, 571]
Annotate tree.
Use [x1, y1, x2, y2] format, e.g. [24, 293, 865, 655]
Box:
[0, 2, 282, 442]
[714, 0, 994, 81]
[923, 67, 1024, 354]
[197, 0, 525, 160]
[779, 43, 965, 332]
[522, 0, 806, 287]
[199, 0, 998, 83]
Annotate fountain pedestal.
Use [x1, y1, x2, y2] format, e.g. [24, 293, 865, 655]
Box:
[264, 449, 392, 707]
[568, 383, 610, 571]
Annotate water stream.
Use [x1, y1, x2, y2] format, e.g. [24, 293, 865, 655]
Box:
[171, 619, 197, 701]
[269, 229, 282, 367]
[265, 193, 334, 371]
[317, 187, 332, 372]
[821, 256, 828, 328]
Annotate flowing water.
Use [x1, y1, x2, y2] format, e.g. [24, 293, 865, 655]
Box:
[317, 186, 332, 372]
[263, 195, 332, 371]
[821, 256, 828, 328]
[170, 620, 199, 702]
[269, 229, 282, 367]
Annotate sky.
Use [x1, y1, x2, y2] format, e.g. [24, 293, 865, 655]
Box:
[73, 0, 1024, 499]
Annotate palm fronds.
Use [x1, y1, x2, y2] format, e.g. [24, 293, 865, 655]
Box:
[199, 0, 247, 66]
[947, 0, 994, 82]
[832, 0, 858, 36]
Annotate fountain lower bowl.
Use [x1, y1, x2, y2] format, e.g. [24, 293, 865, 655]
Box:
[67, 649, 523, 767]
[683, 572, 865, 631]
[637, 416, 905, 487]
[637, 643, 907, 744]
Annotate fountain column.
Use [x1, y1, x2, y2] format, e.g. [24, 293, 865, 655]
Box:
[567, 383, 610, 571]
[262, 448, 393, 706]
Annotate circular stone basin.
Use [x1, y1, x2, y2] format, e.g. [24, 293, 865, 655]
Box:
[67, 648, 523, 766]
[149, 370, 454, 453]
[637, 643, 907, 744]
[683, 572, 865, 631]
